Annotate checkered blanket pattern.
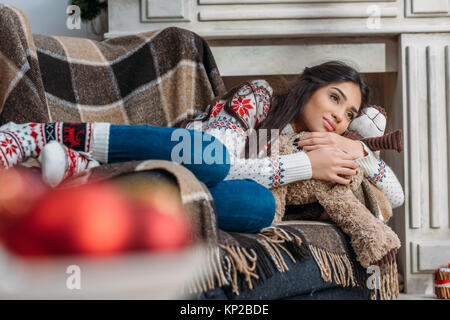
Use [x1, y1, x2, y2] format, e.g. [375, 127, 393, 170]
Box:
[0, 5, 226, 127]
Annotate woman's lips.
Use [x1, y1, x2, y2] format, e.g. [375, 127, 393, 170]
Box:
[323, 118, 335, 132]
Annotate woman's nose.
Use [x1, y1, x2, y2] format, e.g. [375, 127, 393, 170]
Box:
[332, 111, 343, 123]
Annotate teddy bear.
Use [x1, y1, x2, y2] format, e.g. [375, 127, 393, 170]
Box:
[269, 105, 402, 271]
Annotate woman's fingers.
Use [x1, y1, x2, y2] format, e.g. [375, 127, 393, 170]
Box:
[336, 167, 357, 177]
[332, 175, 351, 185]
[307, 146, 358, 185]
[296, 137, 328, 147]
[338, 150, 354, 160]
[300, 145, 354, 159]
[334, 150, 357, 183]
[339, 159, 358, 169]
[301, 144, 328, 151]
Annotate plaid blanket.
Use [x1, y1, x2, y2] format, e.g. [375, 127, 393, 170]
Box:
[0, 5, 225, 126]
[0, 4, 397, 299]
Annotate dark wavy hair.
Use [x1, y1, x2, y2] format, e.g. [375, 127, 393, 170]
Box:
[185, 60, 370, 157]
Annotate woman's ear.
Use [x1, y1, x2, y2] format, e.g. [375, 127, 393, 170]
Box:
[348, 106, 386, 138]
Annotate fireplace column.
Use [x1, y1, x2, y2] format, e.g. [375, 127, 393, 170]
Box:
[395, 33, 450, 294]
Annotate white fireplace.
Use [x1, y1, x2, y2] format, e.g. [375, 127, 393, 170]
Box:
[105, 0, 450, 295]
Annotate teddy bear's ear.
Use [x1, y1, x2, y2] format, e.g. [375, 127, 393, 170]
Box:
[370, 105, 388, 120]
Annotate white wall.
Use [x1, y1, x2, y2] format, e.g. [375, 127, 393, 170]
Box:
[1, 0, 104, 40]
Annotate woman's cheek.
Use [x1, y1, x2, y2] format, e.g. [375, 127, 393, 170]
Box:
[339, 120, 351, 134]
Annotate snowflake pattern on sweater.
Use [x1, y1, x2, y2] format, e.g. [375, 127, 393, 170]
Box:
[369, 159, 386, 183]
[372, 163, 404, 208]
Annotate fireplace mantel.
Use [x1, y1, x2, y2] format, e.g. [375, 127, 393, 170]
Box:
[105, 0, 450, 295]
[106, 0, 450, 39]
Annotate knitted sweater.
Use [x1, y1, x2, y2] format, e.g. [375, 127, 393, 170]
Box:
[186, 80, 405, 209]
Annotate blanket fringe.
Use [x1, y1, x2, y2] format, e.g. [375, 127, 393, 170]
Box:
[369, 249, 400, 300]
[308, 244, 357, 288]
[185, 230, 399, 300]
[219, 244, 260, 293]
[309, 244, 399, 300]
[186, 244, 229, 296]
[185, 243, 260, 295]
[257, 227, 301, 273]
[185, 226, 311, 296]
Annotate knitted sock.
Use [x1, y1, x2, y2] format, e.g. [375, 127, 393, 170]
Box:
[0, 122, 110, 169]
[38, 141, 100, 187]
[0, 131, 23, 169]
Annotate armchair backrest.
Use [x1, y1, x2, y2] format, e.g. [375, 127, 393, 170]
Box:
[0, 5, 226, 127]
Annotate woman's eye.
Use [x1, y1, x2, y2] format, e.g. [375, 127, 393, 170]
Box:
[347, 111, 354, 120]
[330, 94, 339, 103]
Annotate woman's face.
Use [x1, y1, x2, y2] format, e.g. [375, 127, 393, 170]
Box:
[292, 81, 362, 135]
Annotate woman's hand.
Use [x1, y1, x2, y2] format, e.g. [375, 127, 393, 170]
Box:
[305, 147, 358, 185]
[295, 132, 367, 159]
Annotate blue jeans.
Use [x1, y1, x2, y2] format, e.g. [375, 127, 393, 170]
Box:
[208, 179, 276, 233]
[108, 125, 275, 233]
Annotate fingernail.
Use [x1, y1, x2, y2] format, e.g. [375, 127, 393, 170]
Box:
[297, 146, 303, 151]
[294, 138, 299, 143]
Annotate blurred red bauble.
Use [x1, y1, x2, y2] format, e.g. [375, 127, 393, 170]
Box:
[0, 169, 195, 257]
[136, 205, 192, 252]
[2, 182, 133, 256]
[0, 167, 49, 232]
[112, 175, 193, 252]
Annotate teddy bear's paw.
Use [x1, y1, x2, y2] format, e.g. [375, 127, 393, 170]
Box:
[348, 168, 364, 190]
[352, 236, 390, 268]
[276, 133, 301, 155]
[350, 221, 400, 268]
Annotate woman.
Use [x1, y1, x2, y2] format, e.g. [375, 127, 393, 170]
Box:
[0, 61, 404, 232]
[184, 61, 404, 208]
